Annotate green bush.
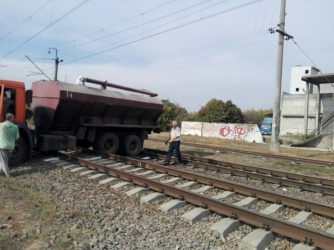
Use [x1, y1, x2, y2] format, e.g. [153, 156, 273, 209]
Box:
[301, 134, 315, 141]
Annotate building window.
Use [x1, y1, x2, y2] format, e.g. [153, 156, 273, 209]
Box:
[296, 88, 299, 92]
[305, 70, 309, 74]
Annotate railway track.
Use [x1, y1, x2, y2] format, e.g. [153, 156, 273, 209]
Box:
[142, 148, 334, 197]
[45, 148, 334, 249]
[148, 138, 334, 167]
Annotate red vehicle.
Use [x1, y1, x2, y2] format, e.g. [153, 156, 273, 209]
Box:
[0, 78, 163, 166]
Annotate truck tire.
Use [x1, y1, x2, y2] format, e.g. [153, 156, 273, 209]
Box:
[9, 137, 28, 166]
[121, 135, 142, 156]
[93, 133, 119, 154]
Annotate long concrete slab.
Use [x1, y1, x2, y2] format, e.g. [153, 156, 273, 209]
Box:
[105, 162, 124, 167]
[126, 187, 149, 197]
[259, 204, 284, 215]
[161, 177, 182, 184]
[70, 167, 87, 172]
[136, 170, 155, 176]
[126, 168, 145, 173]
[190, 186, 214, 193]
[79, 170, 97, 176]
[238, 229, 275, 250]
[140, 192, 166, 203]
[181, 207, 212, 225]
[117, 165, 134, 170]
[175, 181, 197, 188]
[233, 197, 258, 208]
[211, 191, 235, 200]
[148, 174, 169, 180]
[160, 200, 187, 214]
[111, 182, 133, 190]
[291, 243, 316, 250]
[63, 164, 78, 169]
[210, 218, 240, 240]
[88, 173, 107, 179]
[288, 211, 313, 224]
[99, 177, 119, 185]
[326, 225, 334, 235]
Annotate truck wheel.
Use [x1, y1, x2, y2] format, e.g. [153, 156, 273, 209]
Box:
[93, 133, 119, 154]
[121, 135, 142, 156]
[9, 137, 28, 166]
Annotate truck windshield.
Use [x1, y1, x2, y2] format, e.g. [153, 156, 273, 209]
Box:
[261, 124, 271, 129]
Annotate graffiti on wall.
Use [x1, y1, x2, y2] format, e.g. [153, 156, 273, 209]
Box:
[218, 125, 255, 139]
[218, 125, 235, 138]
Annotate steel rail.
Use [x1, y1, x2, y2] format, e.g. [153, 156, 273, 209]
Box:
[78, 148, 334, 218]
[148, 138, 334, 167]
[143, 148, 334, 192]
[58, 150, 334, 249]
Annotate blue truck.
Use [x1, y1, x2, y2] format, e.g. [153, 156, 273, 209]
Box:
[260, 118, 272, 135]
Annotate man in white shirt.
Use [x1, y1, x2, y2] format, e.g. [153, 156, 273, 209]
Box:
[163, 121, 182, 166]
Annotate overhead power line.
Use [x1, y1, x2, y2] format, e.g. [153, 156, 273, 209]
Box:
[0, 0, 91, 62]
[60, 0, 263, 66]
[59, 0, 215, 51]
[0, 0, 53, 41]
[58, 0, 177, 48]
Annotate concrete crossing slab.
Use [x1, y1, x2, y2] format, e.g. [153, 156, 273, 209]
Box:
[211, 191, 235, 200]
[210, 218, 240, 240]
[288, 211, 313, 224]
[44, 157, 59, 162]
[111, 182, 133, 190]
[181, 207, 212, 225]
[105, 162, 124, 167]
[161, 177, 182, 184]
[99, 177, 119, 185]
[84, 156, 102, 161]
[238, 229, 275, 250]
[160, 200, 187, 214]
[140, 192, 166, 203]
[88, 173, 107, 179]
[190, 186, 214, 193]
[79, 170, 97, 176]
[175, 181, 197, 188]
[233, 197, 258, 208]
[117, 165, 134, 170]
[326, 225, 334, 235]
[126, 187, 149, 197]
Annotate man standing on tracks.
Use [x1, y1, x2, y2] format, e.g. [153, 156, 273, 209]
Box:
[163, 121, 182, 166]
[0, 113, 19, 177]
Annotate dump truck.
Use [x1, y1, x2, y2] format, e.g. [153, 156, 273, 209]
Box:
[0, 77, 163, 166]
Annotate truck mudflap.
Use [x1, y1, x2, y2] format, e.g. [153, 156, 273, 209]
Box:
[36, 135, 76, 152]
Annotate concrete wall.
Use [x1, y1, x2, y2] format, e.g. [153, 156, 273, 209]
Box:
[280, 93, 334, 135]
[181, 122, 263, 143]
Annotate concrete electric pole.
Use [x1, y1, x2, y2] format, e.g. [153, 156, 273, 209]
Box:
[49, 48, 63, 81]
[269, 0, 286, 152]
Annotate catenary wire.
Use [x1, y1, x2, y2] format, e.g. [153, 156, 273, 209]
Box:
[57, 0, 263, 66]
[0, 0, 91, 61]
[0, 0, 53, 41]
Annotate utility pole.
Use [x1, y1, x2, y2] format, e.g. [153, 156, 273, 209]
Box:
[270, 0, 287, 152]
[49, 48, 63, 81]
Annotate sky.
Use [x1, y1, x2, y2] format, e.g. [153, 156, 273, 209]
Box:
[0, 0, 334, 113]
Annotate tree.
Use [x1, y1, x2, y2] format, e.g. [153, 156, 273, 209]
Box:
[196, 98, 244, 123]
[158, 99, 188, 131]
[243, 108, 273, 126]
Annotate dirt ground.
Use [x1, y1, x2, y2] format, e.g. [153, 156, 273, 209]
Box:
[1, 133, 334, 249]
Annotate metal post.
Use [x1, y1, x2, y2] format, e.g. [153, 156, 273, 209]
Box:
[54, 57, 59, 81]
[304, 82, 310, 135]
[316, 84, 320, 135]
[270, 0, 286, 152]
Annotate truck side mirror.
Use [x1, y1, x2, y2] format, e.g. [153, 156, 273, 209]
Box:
[26, 90, 32, 104]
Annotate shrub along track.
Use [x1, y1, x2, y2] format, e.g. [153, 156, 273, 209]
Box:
[52, 148, 334, 249]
